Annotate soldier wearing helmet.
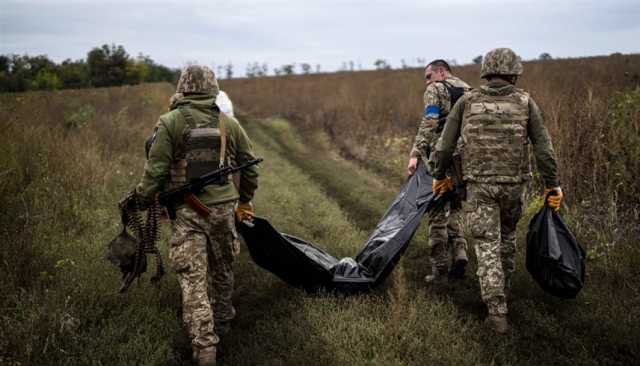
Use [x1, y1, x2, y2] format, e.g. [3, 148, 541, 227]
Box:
[407, 59, 470, 285]
[432, 48, 562, 335]
[135, 65, 259, 365]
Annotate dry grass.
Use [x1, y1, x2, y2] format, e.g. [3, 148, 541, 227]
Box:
[1, 56, 639, 365]
[224, 54, 640, 208]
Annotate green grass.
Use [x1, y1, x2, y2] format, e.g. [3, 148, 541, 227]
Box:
[1, 85, 638, 365]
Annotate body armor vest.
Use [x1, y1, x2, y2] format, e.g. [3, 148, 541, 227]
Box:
[170, 106, 228, 188]
[460, 88, 532, 183]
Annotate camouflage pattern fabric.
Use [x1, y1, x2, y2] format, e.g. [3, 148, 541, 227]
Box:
[464, 182, 524, 316]
[138, 94, 259, 206]
[176, 65, 220, 95]
[459, 86, 532, 183]
[480, 48, 523, 78]
[411, 76, 470, 160]
[410, 76, 470, 274]
[427, 201, 467, 270]
[168, 202, 239, 348]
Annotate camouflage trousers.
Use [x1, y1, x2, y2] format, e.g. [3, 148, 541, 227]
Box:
[168, 201, 240, 348]
[428, 201, 467, 270]
[464, 182, 525, 316]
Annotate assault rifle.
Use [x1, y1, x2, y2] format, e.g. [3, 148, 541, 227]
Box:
[158, 158, 263, 219]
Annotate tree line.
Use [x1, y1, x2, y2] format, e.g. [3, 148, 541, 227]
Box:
[0, 44, 179, 93]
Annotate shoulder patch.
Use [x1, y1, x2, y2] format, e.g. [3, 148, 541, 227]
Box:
[424, 104, 441, 118]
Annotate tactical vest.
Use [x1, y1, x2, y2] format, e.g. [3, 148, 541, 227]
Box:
[460, 88, 532, 183]
[169, 106, 228, 188]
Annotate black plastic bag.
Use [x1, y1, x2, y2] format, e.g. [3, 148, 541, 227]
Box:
[526, 200, 586, 298]
[239, 162, 444, 293]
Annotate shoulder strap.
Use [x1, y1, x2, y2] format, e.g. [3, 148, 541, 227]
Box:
[177, 106, 197, 128]
[218, 112, 226, 168]
[439, 80, 465, 107]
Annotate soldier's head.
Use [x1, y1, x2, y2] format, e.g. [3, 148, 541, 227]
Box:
[424, 59, 452, 86]
[480, 48, 523, 84]
[176, 65, 220, 95]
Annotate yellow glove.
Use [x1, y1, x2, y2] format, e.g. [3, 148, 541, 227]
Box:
[543, 187, 563, 211]
[432, 177, 454, 195]
[235, 201, 254, 221]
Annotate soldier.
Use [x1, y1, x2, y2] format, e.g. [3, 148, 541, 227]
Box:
[432, 48, 562, 335]
[135, 65, 259, 365]
[407, 59, 470, 284]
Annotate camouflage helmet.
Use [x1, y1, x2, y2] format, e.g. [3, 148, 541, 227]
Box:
[480, 48, 523, 78]
[176, 65, 219, 94]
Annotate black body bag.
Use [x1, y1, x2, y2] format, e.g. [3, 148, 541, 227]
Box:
[238, 162, 443, 294]
[525, 199, 586, 298]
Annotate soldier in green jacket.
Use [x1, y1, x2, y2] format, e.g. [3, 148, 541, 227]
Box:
[135, 65, 259, 365]
[407, 59, 470, 284]
[432, 48, 562, 335]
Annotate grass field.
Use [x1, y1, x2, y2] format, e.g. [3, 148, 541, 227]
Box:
[1, 72, 638, 365]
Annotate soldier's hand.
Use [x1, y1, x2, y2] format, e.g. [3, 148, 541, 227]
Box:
[236, 201, 254, 221]
[432, 177, 454, 195]
[543, 187, 563, 211]
[407, 157, 418, 176]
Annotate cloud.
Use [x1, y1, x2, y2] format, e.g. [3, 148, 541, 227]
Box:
[1, 0, 638, 73]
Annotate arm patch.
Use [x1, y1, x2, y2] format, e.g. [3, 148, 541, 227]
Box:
[424, 105, 441, 118]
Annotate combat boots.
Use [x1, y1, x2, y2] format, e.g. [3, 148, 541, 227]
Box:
[449, 246, 468, 279]
[424, 263, 449, 285]
[193, 345, 217, 366]
[485, 315, 509, 335]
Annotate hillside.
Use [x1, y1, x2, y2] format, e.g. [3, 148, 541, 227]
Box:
[1, 56, 639, 365]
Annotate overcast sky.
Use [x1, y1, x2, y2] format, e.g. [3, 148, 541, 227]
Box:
[2, 0, 639, 75]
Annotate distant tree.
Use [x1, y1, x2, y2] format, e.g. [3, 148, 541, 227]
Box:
[539, 52, 553, 61]
[374, 59, 391, 70]
[280, 64, 295, 75]
[246, 62, 267, 77]
[315, 64, 321, 73]
[0, 54, 58, 92]
[58, 59, 89, 88]
[0, 55, 9, 74]
[31, 69, 62, 90]
[349, 60, 354, 71]
[401, 59, 408, 69]
[246, 62, 258, 77]
[125, 55, 150, 85]
[416, 57, 426, 65]
[473, 55, 483, 64]
[0, 47, 177, 92]
[300, 63, 311, 74]
[87, 44, 130, 87]
[224, 63, 234, 79]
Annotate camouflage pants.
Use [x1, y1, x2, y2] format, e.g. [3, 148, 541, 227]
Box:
[168, 202, 240, 348]
[464, 182, 524, 316]
[428, 201, 467, 270]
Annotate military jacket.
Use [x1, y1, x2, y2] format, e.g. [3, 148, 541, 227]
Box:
[410, 76, 471, 160]
[137, 94, 259, 206]
[434, 81, 559, 187]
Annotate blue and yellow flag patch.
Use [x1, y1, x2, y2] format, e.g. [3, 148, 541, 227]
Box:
[423, 105, 440, 118]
